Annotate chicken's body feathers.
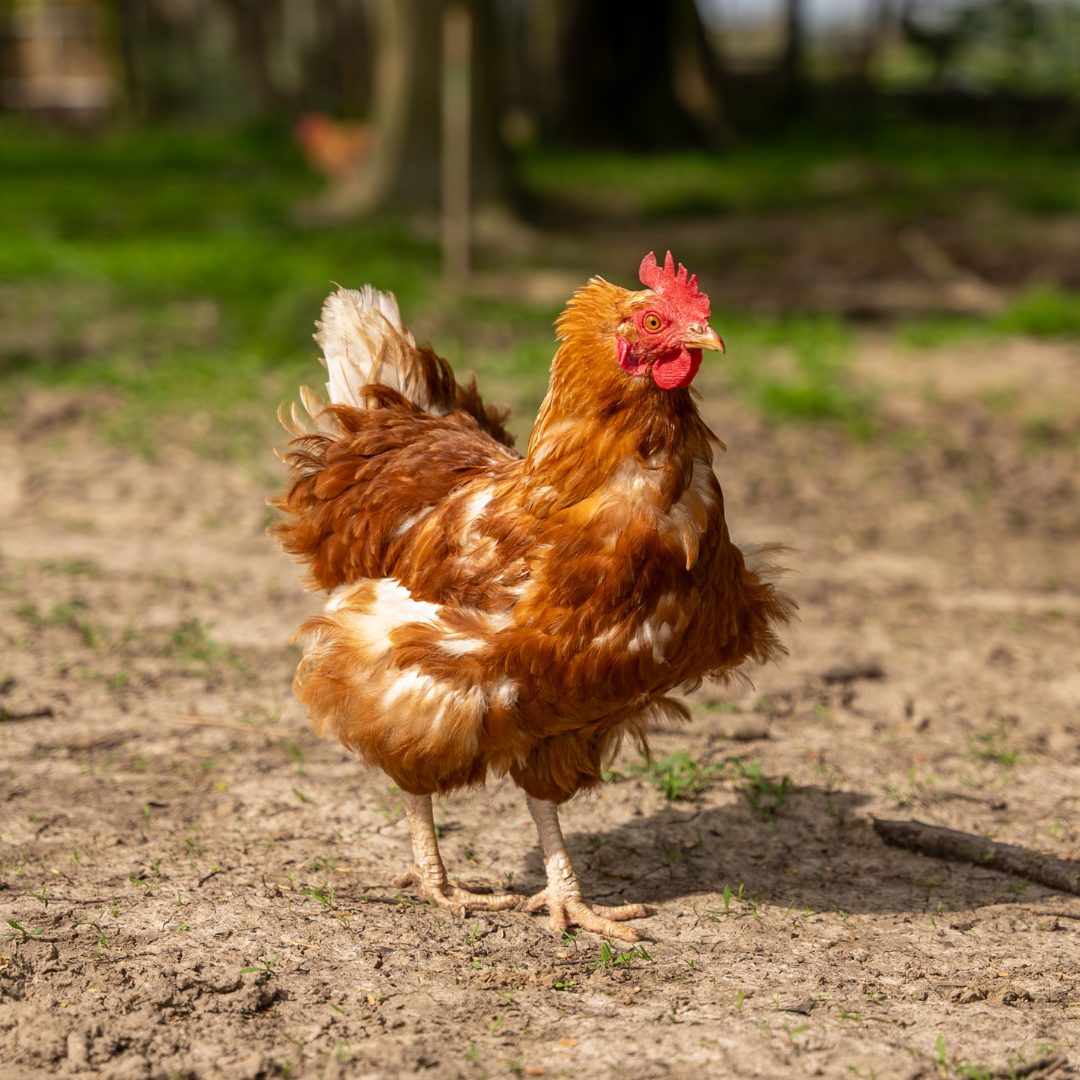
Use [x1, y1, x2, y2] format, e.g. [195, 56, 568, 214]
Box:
[272, 279, 793, 806]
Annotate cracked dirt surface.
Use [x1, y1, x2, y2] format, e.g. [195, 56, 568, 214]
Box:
[1, 335, 1079, 1079]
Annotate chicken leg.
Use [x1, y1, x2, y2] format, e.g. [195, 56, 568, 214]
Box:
[394, 791, 518, 914]
[524, 795, 648, 942]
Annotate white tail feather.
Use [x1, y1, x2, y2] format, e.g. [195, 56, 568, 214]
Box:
[315, 285, 439, 411]
[298, 386, 339, 433]
[278, 387, 344, 438]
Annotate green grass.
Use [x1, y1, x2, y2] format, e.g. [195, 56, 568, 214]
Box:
[896, 283, 1080, 352]
[996, 284, 1080, 338]
[0, 113, 875, 458]
[0, 118, 577, 456]
[716, 311, 874, 436]
[623, 749, 726, 802]
[730, 758, 795, 819]
[0, 119, 448, 457]
[522, 124, 1080, 220]
[7, 120, 1077, 457]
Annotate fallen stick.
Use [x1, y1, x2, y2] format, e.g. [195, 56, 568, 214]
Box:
[993, 1055, 1068, 1079]
[1024, 906, 1080, 921]
[872, 818, 1080, 896]
[169, 714, 293, 740]
[969, 904, 1080, 922]
[0, 706, 55, 722]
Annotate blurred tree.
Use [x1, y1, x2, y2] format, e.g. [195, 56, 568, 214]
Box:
[851, 0, 894, 91]
[301, 0, 373, 119]
[781, 0, 805, 110]
[899, 0, 980, 90]
[112, 0, 372, 123]
[982, 0, 1038, 90]
[549, 0, 728, 148]
[219, 0, 281, 109]
[114, 0, 269, 121]
[0, 0, 115, 120]
[325, 0, 511, 215]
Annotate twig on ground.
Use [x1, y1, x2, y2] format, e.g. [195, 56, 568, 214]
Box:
[0, 706, 55, 722]
[968, 903, 1080, 922]
[873, 818, 1080, 896]
[820, 657, 884, 683]
[58, 897, 137, 905]
[1023, 907, 1080, 920]
[991, 1054, 1068, 1078]
[169, 714, 293, 739]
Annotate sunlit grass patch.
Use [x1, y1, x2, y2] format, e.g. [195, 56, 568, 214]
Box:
[719, 311, 875, 436]
[521, 126, 1080, 221]
[0, 121, 984, 452]
[897, 284, 1080, 351]
[519, 148, 833, 218]
[625, 749, 726, 803]
[996, 284, 1080, 339]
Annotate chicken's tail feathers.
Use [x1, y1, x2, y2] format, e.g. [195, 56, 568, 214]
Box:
[740, 540, 799, 671]
[277, 385, 343, 439]
[316, 285, 444, 410]
[295, 284, 517, 451]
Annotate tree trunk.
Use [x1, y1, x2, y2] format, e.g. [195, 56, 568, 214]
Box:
[552, 0, 727, 149]
[220, 0, 284, 110]
[782, 0, 805, 111]
[852, 0, 892, 89]
[328, 0, 510, 216]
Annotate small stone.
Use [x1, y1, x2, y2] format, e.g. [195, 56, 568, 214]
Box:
[779, 998, 814, 1015]
[219, 1052, 264, 1080]
[66, 1031, 89, 1067]
[109, 1054, 150, 1080]
[950, 984, 988, 1005]
[821, 658, 884, 683]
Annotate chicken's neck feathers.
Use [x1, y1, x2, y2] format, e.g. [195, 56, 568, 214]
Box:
[525, 340, 721, 520]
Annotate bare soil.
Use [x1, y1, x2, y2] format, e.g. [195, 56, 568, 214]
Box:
[2, 335, 1080, 1080]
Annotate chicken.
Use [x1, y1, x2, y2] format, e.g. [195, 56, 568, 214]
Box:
[294, 112, 374, 184]
[270, 252, 793, 941]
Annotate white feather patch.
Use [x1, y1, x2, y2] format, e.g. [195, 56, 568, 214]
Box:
[314, 285, 443, 412]
[336, 579, 440, 658]
[439, 638, 485, 656]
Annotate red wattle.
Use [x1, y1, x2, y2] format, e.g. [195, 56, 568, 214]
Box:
[652, 347, 702, 389]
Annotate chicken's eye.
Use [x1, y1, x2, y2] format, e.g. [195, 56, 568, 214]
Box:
[643, 314, 663, 332]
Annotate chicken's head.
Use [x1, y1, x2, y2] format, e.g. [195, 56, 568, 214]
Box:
[617, 251, 724, 390]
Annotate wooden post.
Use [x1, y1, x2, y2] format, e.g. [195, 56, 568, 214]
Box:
[441, 4, 471, 289]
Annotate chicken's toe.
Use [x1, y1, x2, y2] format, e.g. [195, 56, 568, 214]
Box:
[395, 866, 518, 915]
[522, 796, 650, 941]
[525, 887, 648, 942]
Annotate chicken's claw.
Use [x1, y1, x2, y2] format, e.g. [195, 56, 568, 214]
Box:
[395, 792, 518, 916]
[523, 795, 650, 942]
[394, 866, 518, 916]
[524, 888, 648, 942]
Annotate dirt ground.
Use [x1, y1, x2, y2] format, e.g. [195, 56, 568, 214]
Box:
[2, 332, 1080, 1080]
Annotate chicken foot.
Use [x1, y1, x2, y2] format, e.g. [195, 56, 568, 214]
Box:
[394, 791, 518, 915]
[523, 795, 648, 942]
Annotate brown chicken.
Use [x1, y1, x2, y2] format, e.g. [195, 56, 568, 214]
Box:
[293, 112, 374, 184]
[271, 253, 793, 941]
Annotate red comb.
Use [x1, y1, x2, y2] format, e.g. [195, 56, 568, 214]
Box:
[639, 251, 710, 320]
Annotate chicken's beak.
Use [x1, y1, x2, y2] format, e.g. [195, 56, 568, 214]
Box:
[683, 325, 725, 354]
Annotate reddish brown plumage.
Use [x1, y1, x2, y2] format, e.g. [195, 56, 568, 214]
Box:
[270, 268, 794, 807]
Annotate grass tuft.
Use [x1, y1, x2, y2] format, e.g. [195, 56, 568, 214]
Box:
[625, 750, 725, 802]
